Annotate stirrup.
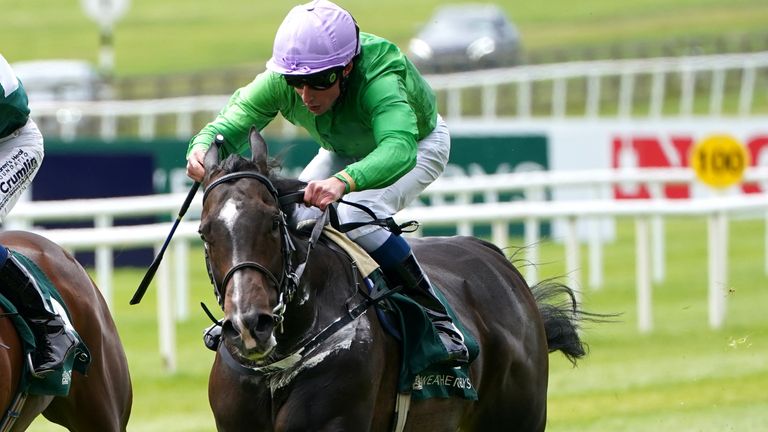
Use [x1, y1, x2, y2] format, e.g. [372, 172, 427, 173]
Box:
[26, 353, 58, 379]
[434, 337, 469, 367]
[432, 320, 469, 366]
[26, 353, 45, 379]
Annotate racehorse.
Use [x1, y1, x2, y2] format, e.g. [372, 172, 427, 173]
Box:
[0, 231, 132, 431]
[202, 128, 590, 432]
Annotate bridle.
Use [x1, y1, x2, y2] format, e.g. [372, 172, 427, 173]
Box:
[200, 168, 414, 373]
[202, 171, 304, 330]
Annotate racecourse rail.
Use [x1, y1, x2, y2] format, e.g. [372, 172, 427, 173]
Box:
[29, 51, 768, 141]
[8, 167, 768, 372]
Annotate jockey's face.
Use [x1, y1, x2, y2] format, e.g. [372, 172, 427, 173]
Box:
[293, 82, 340, 115]
[291, 63, 353, 116]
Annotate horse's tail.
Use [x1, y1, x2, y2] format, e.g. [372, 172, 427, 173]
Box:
[531, 280, 587, 365]
[476, 238, 612, 364]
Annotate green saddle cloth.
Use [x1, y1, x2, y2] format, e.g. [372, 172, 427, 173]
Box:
[0, 251, 91, 396]
[385, 288, 480, 401]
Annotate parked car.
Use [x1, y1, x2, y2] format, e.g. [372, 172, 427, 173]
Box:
[407, 4, 522, 74]
[10, 59, 107, 138]
[10, 59, 104, 103]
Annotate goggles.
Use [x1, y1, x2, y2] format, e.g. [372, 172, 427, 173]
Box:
[283, 67, 344, 90]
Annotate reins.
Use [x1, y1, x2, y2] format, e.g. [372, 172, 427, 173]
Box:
[201, 169, 405, 374]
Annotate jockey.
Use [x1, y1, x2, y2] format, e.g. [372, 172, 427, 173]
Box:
[0, 53, 74, 378]
[186, 0, 468, 365]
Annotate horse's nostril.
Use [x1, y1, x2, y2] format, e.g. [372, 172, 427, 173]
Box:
[240, 311, 276, 341]
[221, 319, 239, 340]
[254, 313, 276, 334]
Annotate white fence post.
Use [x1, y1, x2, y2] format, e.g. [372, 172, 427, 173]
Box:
[738, 62, 756, 116]
[564, 216, 581, 306]
[635, 216, 652, 333]
[524, 216, 540, 285]
[156, 243, 176, 372]
[174, 239, 190, 321]
[765, 212, 768, 276]
[707, 211, 729, 329]
[587, 217, 603, 289]
[94, 214, 113, 309]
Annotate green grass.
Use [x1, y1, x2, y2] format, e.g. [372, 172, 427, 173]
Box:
[538, 216, 768, 431]
[28, 216, 768, 431]
[3, 0, 768, 75]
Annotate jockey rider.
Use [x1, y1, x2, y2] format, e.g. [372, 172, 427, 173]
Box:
[186, 0, 469, 365]
[0, 53, 74, 378]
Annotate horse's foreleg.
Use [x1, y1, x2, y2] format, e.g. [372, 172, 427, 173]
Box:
[9, 395, 52, 432]
[42, 365, 132, 432]
[209, 354, 273, 431]
[42, 335, 132, 432]
[272, 347, 392, 432]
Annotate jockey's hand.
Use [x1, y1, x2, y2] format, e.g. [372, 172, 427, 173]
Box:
[303, 177, 346, 210]
[186, 148, 206, 182]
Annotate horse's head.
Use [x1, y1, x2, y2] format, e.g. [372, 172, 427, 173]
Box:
[199, 127, 297, 363]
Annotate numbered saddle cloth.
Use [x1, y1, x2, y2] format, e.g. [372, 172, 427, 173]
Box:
[322, 227, 479, 401]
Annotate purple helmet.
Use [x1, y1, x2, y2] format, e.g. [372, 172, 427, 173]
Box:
[266, 0, 360, 75]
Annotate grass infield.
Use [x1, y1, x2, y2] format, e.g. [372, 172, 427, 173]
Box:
[4, 0, 768, 75]
[28, 216, 768, 431]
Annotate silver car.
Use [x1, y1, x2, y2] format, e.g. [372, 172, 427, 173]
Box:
[407, 4, 522, 74]
[10, 59, 104, 103]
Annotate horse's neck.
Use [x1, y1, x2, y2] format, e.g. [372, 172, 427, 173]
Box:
[279, 240, 360, 343]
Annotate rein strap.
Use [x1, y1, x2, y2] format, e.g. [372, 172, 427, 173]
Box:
[203, 170, 404, 374]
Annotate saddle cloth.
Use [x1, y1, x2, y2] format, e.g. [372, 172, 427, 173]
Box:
[321, 227, 479, 401]
[0, 250, 91, 396]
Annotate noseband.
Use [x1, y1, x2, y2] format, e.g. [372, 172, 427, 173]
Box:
[202, 171, 300, 329]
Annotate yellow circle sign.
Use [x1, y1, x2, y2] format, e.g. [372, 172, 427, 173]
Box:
[690, 134, 750, 188]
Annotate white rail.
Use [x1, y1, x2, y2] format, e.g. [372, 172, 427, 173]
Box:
[8, 168, 767, 370]
[28, 51, 768, 141]
[428, 51, 768, 119]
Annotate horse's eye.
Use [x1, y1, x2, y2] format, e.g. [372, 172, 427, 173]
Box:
[272, 215, 280, 231]
[198, 224, 211, 243]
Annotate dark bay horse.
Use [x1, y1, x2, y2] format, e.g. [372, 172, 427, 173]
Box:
[0, 231, 132, 431]
[202, 128, 588, 432]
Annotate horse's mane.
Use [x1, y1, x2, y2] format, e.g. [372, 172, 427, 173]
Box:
[217, 154, 260, 175]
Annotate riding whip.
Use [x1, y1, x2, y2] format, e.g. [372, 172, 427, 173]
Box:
[129, 134, 223, 305]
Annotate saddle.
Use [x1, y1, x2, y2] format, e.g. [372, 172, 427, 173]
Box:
[322, 227, 479, 401]
[0, 251, 90, 396]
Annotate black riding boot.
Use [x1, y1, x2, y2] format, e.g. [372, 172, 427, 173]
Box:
[0, 252, 76, 378]
[385, 252, 469, 366]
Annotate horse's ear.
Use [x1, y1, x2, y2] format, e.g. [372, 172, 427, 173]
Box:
[203, 138, 221, 180]
[249, 126, 269, 173]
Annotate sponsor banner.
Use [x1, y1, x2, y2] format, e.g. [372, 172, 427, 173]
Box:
[546, 118, 768, 240]
[32, 152, 156, 266]
[548, 118, 768, 199]
[44, 133, 550, 194]
[43, 133, 550, 239]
